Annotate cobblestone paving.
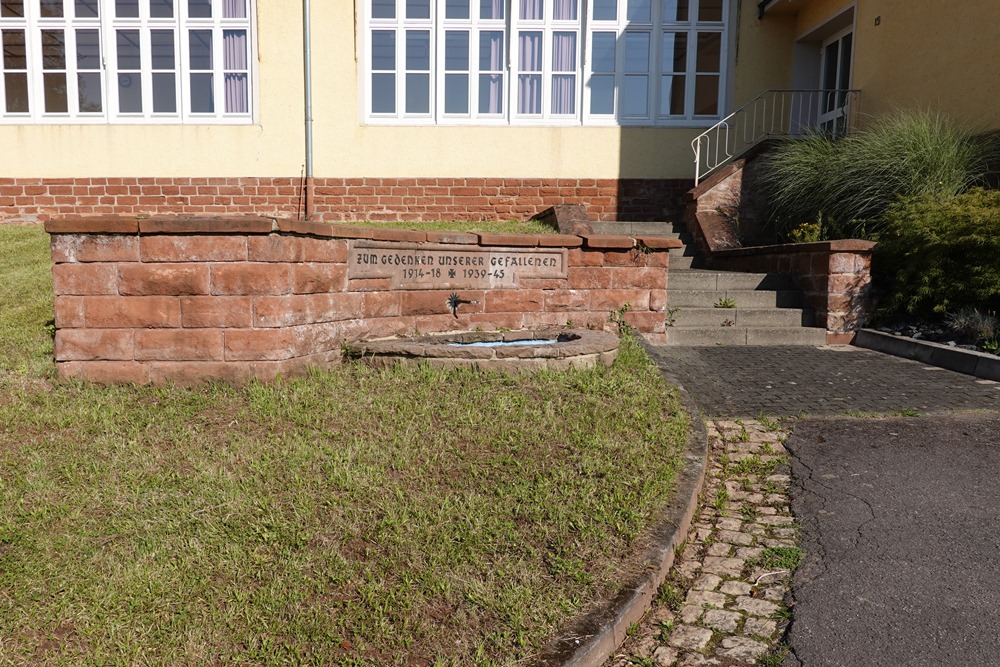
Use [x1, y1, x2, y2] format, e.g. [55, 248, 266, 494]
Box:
[645, 345, 1000, 418]
[607, 420, 796, 667]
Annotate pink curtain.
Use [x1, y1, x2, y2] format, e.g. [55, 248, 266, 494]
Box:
[223, 30, 248, 113]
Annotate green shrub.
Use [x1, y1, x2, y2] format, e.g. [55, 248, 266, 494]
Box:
[762, 110, 996, 240]
[875, 188, 1000, 318]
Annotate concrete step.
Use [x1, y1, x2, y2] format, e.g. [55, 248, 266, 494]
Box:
[670, 307, 813, 328]
[664, 326, 829, 346]
[669, 255, 700, 270]
[668, 245, 699, 258]
[667, 289, 805, 308]
[588, 222, 680, 237]
[669, 269, 795, 291]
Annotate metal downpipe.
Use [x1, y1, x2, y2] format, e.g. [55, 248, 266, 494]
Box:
[303, 0, 315, 220]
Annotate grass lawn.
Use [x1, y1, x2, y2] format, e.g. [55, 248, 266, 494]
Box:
[0, 225, 688, 666]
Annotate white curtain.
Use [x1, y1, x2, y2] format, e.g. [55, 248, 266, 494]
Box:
[554, 0, 577, 20]
[223, 30, 248, 113]
[517, 31, 541, 114]
[481, 0, 504, 19]
[519, 0, 541, 20]
[480, 31, 504, 113]
[551, 32, 575, 114]
[223, 0, 246, 18]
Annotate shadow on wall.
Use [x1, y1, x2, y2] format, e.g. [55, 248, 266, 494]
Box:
[616, 128, 693, 222]
[603, 1, 728, 222]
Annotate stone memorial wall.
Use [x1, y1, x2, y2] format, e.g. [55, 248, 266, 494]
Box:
[45, 217, 680, 385]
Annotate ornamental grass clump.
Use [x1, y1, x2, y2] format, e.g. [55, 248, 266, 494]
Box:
[762, 110, 996, 240]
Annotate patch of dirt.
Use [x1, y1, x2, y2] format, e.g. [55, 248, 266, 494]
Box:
[877, 321, 999, 357]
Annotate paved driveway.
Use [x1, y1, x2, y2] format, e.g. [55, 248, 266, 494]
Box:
[646, 345, 1000, 418]
[783, 414, 1000, 667]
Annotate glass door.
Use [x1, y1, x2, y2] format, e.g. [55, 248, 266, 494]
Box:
[818, 28, 852, 135]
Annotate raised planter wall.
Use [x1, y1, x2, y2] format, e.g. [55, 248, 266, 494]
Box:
[711, 241, 877, 343]
[46, 217, 680, 384]
[684, 161, 876, 342]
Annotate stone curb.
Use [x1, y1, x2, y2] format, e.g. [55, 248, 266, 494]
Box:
[536, 337, 710, 667]
[855, 329, 1000, 382]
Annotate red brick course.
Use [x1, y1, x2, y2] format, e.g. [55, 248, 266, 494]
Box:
[3, 177, 691, 224]
[46, 216, 679, 384]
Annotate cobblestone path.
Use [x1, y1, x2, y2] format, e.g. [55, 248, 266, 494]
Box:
[645, 345, 1000, 418]
[607, 420, 796, 667]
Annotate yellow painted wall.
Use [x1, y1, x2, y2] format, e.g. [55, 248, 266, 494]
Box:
[1, 0, 796, 181]
[0, 2, 306, 179]
[731, 0, 797, 108]
[851, 0, 1000, 129]
[794, 0, 853, 35]
[16, 0, 997, 181]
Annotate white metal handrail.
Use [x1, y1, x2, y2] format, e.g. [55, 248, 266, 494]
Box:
[692, 88, 861, 185]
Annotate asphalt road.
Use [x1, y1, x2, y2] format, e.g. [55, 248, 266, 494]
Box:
[783, 414, 1000, 667]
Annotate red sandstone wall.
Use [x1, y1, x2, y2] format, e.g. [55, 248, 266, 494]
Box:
[46, 217, 680, 384]
[1, 177, 692, 224]
[711, 241, 877, 342]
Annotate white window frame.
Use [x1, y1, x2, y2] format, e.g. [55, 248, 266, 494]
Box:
[510, 0, 582, 126]
[361, 0, 732, 127]
[0, 0, 256, 124]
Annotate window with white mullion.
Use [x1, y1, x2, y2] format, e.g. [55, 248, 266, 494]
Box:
[513, 0, 581, 121]
[440, 0, 505, 122]
[27, 0, 107, 119]
[366, 0, 433, 120]
[402, 0, 434, 122]
[441, 28, 470, 117]
[404, 27, 431, 117]
[475, 25, 505, 117]
[692, 28, 722, 116]
[658, 29, 687, 119]
[0, 0, 253, 123]
[0, 0, 29, 116]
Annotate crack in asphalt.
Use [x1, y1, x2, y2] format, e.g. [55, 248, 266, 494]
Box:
[782, 425, 881, 667]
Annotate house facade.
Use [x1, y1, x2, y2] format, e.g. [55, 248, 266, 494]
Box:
[2, 0, 998, 224]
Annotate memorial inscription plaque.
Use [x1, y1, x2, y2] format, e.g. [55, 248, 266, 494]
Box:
[348, 241, 568, 290]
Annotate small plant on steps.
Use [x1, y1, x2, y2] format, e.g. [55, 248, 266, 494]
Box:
[715, 297, 736, 308]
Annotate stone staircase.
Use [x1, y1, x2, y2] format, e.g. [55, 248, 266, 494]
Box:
[590, 221, 827, 345]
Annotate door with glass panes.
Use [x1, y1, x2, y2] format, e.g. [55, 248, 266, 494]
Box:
[818, 27, 852, 134]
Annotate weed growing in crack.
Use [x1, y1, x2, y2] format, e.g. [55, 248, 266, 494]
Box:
[730, 455, 784, 477]
[656, 581, 685, 611]
[757, 412, 782, 432]
[656, 619, 674, 642]
[750, 546, 803, 571]
[714, 486, 730, 511]
[757, 643, 791, 667]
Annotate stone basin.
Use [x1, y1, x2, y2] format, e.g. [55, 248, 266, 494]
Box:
[343, 328, 620, 371]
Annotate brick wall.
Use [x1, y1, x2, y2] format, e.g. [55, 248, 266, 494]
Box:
[47, 216, 681, 384]
[711, 241, 878, 342]
[1, 177, 692, 224]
